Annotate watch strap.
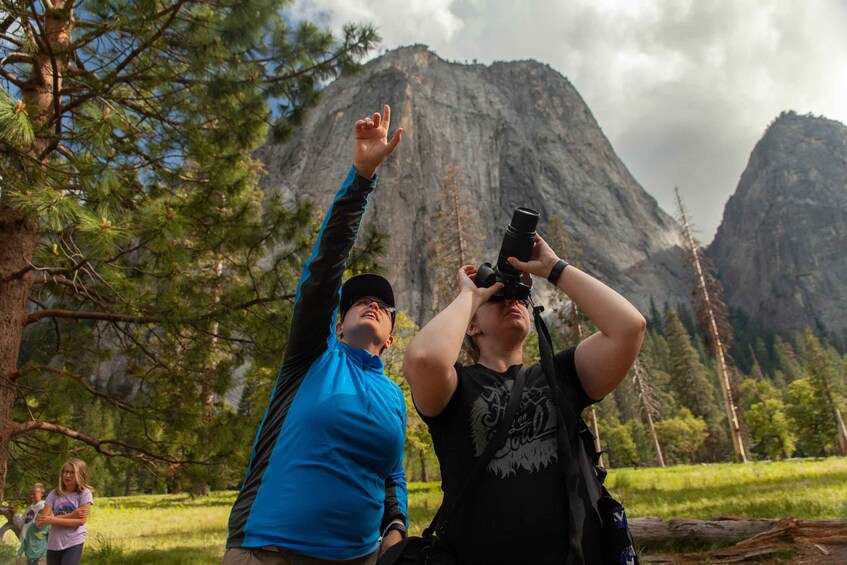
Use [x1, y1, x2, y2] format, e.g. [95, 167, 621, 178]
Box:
[547, 259, 569, 285]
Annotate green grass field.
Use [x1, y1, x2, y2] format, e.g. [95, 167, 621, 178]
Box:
[2, 458, 845, 564]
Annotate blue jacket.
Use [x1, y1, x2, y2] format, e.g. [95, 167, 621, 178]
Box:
[226, 167, 408, 559]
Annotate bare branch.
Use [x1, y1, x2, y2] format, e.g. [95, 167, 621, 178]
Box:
[0, 52, 37, 66]
[0, 68, 26, 88]
[26, 309, 158, 325]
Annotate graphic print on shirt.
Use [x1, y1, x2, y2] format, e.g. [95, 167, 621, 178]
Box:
[54, 500, 77, 516]
[469, 381, 558, 478]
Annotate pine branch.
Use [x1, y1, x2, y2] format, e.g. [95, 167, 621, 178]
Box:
[11, 420, 209, 465]
[23, 365, 140, 415]
[0, 52, 37, 67]
[0, 68, 26, 88]
[25, 309, 158, 325]
[28, 271, 111, 305]
[58, 0, 189, 117]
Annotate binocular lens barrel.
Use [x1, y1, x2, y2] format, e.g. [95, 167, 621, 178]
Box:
[497, 207, 539, 275]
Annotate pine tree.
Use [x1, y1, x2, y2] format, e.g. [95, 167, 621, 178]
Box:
[0, 1, 378, 502]
[632, 358, 666, 467]
[428, 163, 484, 366]
[802, 328, 847, 455]
[664, 309, 720, 421]
[430, 164, 484, 312]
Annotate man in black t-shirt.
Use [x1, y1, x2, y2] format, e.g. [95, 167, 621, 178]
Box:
[403, 233, 646, 564]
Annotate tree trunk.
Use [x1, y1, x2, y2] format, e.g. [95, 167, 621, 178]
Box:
[0, 205, 38, 503]
[676, 188, 747, 463]
[835, 407, 847, 456]
[633, 360, 665, 467]
[0, 2, 72, 503]
[419, 450, 429, 482]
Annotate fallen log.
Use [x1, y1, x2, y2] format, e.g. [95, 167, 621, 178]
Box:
[636, 517, 847, 563]
[630, 516, 776, 547]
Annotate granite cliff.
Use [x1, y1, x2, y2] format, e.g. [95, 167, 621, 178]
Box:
[258, 45, 691, 323]
[709, 112, 847, 344]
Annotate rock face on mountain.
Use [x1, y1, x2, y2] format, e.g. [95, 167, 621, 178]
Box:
[258, 45, 690, 323]
[709, 112, 847, 343]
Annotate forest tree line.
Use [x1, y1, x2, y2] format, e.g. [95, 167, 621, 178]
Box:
[2, 2, 844, 502]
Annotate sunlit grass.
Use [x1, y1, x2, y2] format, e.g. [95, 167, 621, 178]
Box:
[1, 458, 844, 563]
[607, 457, 847, 520]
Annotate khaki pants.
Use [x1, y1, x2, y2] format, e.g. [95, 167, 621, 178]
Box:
[222, 547, 378, 565]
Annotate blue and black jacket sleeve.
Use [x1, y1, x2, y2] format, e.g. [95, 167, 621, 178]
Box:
[227, 167, 380, 547]
[284, 167, 378, 363]
[382, 443, 409, 532]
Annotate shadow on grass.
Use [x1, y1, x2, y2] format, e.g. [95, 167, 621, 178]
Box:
[639, 541, 797, 564]
[99, 492, 237, 511]
[88, 546, 224, 564]
[128, 522, 229, 540]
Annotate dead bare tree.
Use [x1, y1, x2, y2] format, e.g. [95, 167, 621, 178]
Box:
[633, 358, 665, 467]
[675, 188, 747, 463]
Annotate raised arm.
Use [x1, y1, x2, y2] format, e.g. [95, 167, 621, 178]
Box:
[507, 234, 646, 400]
[283, 105, 403, 361]
[403, 266, 503, 417]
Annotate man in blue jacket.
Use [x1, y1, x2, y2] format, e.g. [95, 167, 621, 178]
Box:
[225, 105, 407, 564]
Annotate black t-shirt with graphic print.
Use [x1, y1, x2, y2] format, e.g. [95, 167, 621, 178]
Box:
[421, 347, 593, 565]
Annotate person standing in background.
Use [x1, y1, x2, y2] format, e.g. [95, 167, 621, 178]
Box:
[36, 458, 94, 565]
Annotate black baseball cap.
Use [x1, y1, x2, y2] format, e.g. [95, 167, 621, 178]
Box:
[339, 273, 395, 322]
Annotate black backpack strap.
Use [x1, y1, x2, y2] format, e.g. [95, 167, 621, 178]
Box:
[533, 305, 587, 564]
[533, 305, 640, 565]
[426, 365, 529, 537]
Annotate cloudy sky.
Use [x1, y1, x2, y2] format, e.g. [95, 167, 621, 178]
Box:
[292, 0, 847, 242]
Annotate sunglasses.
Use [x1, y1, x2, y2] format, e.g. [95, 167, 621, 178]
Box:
[351, 297, 397, 316]
[487, 295, 530, 308]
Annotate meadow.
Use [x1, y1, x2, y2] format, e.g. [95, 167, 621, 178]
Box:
[1, 458, 845, 564]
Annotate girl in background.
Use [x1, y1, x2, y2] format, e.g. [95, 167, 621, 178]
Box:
[36, 458, 94, 565]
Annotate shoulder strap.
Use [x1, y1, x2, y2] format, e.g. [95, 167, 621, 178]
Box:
[426, 365, 529, 537]
[533, 305, 587, 564]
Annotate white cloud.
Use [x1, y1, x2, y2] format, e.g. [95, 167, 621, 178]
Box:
[291, 0, 464, 50]
[292, 0, 847, 241]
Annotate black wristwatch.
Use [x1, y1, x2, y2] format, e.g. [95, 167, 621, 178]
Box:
[547, 259, 569, 285]
[382, 521, 407, 539]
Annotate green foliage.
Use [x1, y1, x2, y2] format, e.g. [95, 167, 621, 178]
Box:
[780, 328, 847, 457]
[0, 86, 34, 148]
[738, 378, 795, 459]
[654, 409, 708, 464]
[2, 0, 379, 495]
[786, 379, 835, 456]
[599, 415, 639, 468]
[383, 311, 438, 482]
[90, 534, 126, 563]
[664, 310, 720, 420]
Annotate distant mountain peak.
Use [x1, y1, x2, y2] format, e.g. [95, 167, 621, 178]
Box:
[709, 112, 847, 345]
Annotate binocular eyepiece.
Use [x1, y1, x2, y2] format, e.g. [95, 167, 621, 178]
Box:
[475, 207, 539, 301]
